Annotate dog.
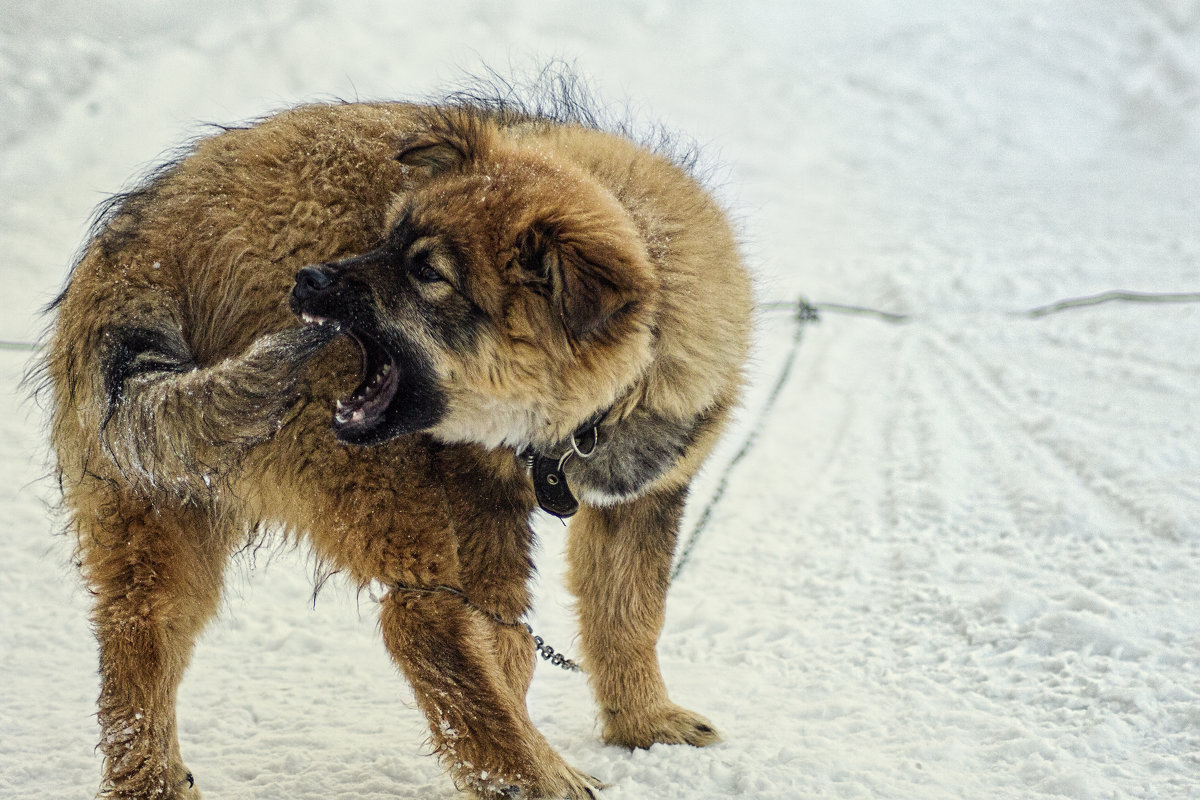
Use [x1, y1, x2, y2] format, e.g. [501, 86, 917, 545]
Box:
[40, 76, 752, 799]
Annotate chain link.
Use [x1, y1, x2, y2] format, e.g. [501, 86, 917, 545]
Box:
[390, 583, 583, 673]
[525, 624, 584, 672]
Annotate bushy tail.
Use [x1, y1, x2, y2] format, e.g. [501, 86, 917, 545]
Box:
[61, 319, 336, 501]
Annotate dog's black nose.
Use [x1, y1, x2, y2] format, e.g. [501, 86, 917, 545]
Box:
[293, 266, 333, 300]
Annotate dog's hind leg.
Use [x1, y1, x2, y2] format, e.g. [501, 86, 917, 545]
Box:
[567, 485, 720, 750]
[73, 486, 235, 800]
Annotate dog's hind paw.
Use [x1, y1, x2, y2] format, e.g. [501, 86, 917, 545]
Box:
[602, 702, 721, 750]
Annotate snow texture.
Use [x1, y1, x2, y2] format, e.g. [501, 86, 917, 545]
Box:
[3, 2, 1199, 798]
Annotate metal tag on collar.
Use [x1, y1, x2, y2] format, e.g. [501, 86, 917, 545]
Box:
[570, 424, 598, 459]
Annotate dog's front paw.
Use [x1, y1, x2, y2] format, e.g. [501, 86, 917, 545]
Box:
[602, 702, 720, 750]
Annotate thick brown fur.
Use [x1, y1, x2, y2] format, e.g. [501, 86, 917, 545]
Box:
[41, 78, 752, 799]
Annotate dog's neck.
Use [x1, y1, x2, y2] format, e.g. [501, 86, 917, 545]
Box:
[523, 402, 700, 516]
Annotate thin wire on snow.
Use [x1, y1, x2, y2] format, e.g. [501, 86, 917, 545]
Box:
[669, 299, 819, 581]
[667, 288, 1200, 580]
[4, 288, 1198, 354]
[1019, 289, 1200, 318]
[8, 289, 1199, 672]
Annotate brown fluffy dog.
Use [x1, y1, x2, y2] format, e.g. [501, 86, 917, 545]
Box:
[40, 81, 752, 799]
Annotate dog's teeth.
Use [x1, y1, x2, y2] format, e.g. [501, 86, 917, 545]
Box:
[335, 399, 346, 412]
[302, 313, 338, 328]
[380, 364, 392, 376]
[350, 409, 365, 423]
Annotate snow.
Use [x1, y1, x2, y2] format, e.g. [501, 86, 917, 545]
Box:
[3, 2, 1200, 798]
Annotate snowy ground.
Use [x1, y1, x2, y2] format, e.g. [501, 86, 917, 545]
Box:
[3, 2, 1200, 798]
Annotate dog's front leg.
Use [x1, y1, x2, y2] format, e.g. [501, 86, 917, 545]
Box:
[567, 485, 720, 749]
[379, 588, 603, 799]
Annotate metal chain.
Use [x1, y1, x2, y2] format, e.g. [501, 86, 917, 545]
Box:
[390, 582, 584, 673]
[525, 624, 583, 672]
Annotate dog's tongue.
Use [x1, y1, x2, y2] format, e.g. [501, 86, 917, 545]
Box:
[336, 364, 397, 426]
[334, 334, 400, 431]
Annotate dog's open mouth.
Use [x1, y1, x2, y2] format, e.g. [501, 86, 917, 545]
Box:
[336, 330, 400, 433]
[302, 313, 399, 436]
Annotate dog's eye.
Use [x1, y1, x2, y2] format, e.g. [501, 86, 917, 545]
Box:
[410, 252, 444, 284]
[416, 264, 443, 283]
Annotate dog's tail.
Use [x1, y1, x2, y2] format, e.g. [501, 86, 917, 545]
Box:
[42, 277, 335, 502]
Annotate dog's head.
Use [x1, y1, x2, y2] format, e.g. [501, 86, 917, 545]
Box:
[290, 112, 657, 448]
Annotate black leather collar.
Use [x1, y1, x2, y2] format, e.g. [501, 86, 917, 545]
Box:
[521, 409, 606, 518]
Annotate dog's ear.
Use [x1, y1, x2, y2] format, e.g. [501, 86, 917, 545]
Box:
[518, 222, 646, 341]
[395, 136, 466, 174]
[395, 113, 482, 175]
